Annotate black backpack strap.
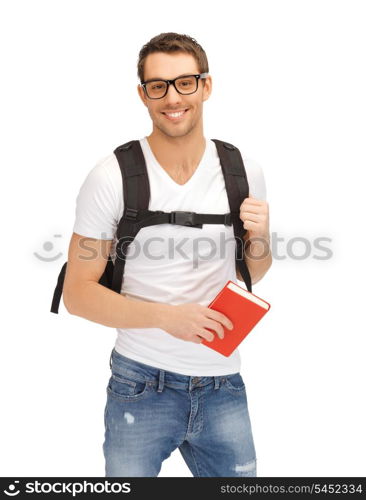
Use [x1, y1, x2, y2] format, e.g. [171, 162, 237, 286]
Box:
[50, 255, 115, 314]
[212, 139, 252, 293]
[121, 209, 233, 230]
[111, 140, 151, 294]
[50, 262, 67, 313]
[52, 140, 150, 311]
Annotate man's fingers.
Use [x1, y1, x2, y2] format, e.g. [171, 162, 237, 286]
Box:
[196, 329, 215, 342]
[206, 309, 233, 330]
[240, 212, 262, 222]
[203, 319, 225, 339]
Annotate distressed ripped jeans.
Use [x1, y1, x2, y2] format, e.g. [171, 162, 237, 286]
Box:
[103, 348, 257, 477]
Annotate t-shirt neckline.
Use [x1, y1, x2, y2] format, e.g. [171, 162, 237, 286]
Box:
[143, 136, 210, 189]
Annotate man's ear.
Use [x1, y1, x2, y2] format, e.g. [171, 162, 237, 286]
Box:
[137, 84, 148, 107]
[202, 75, 212, 102]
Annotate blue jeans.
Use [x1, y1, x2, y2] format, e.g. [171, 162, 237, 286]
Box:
[103, 348, 257, 477]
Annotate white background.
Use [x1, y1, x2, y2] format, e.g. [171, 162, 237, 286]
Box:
[1, 0, 365, 477]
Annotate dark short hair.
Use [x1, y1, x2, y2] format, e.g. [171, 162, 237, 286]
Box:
[137, 32, 209, 82]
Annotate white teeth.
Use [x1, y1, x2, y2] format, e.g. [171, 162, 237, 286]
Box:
[165, 110, 186, 118]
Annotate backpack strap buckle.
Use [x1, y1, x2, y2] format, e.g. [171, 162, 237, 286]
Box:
[170, 211, 198, 227]
[125, 207, 139, 220]
[224, 213, 232, 226]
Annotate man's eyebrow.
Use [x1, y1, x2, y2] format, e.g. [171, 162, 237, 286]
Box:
[143, 72, 195, 82]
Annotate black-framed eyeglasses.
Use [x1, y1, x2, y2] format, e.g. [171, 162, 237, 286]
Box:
[140, 72, 209, 100]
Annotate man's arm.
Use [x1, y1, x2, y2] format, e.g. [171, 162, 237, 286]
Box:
[236, 231, 272, 285]
[62, 232, 234, 343]
[63, 232, 168, 329]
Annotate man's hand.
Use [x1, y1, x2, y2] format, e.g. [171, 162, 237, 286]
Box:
[240, 193, 270, 244]
[237, 193, 272, 284]
[160, 303, 234, 344]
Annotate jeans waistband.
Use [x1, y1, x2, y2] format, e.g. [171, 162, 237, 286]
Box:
[109, 348, 236, 392]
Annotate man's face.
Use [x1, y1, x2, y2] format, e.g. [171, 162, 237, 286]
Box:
[137, 52, 212, 139]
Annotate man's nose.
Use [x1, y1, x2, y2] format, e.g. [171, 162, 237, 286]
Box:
[164, 83, 183, 102]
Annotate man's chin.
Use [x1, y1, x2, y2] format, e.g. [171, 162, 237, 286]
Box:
[155, 121, 194, 139]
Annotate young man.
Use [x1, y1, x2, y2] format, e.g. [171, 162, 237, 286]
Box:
[63, 33, 272, 477]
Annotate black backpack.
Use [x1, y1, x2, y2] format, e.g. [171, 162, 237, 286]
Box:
[50, 138, 252, 314]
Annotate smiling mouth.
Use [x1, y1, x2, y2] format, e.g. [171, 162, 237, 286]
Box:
[162, 109, 189, 121]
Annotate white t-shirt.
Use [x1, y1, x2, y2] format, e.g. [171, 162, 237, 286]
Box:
[73, 136, 267, 376]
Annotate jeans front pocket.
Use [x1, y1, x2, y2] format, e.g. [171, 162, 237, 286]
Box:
[223, 373, 246, 395]
[107, 371, 150, 402]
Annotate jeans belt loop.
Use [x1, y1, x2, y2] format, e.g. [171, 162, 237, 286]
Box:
[214, 376, 220, 390]
[109, 349, 113, 370]
[157, 369, 165, 393]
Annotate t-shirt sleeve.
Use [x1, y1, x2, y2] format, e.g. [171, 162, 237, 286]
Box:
[72, 157, 121, 240]
[244, 157, 267, 201]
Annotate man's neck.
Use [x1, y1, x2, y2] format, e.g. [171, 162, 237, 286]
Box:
[146, 132, 206, 174]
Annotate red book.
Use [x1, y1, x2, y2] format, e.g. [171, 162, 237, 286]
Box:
[201, 280, 271, 357]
